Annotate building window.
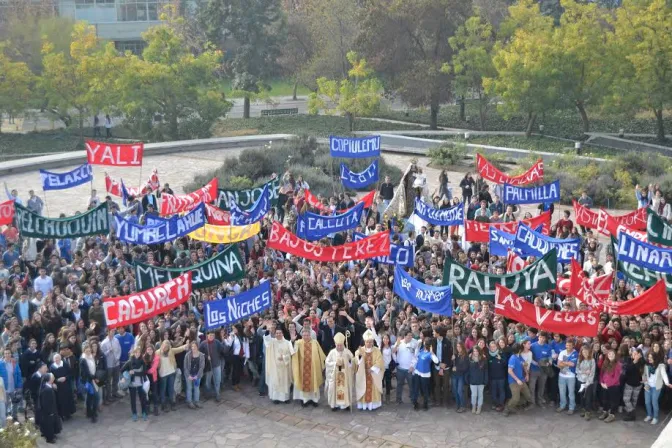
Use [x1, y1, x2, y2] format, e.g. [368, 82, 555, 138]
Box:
[115, 40, 146, 56]
[118, 1, 164, 22]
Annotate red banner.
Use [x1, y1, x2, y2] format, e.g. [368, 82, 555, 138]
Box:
[476, 153, 544, 186]
[105, 169, 159, 197]
[495, 284, 600, 337]
[465, 211, 551, 242]
[506, 250, 528, 273]
[604, 280, 669, 316]
[205, 203, 231, 225]
[0, 200, 15, 226]
[573, 201, 647, 235]
[160, 178, 218, 215]
[86, 140, 144, 167]
[304, 190, 375, 213]
[267, 221, 390, 262]
[103, 272, 192, 328]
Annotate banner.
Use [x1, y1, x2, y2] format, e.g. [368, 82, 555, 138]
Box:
[105, 169, 159, 198]
[465, 211, 551, 243]
[40, 163, 93, 191]
[476, 154, 543, 186]
[618, 260, 672, 292]
[495, 284, 599, 337]
[117, 204, 206, 245]
[514, 222, 580, 262]
[605, 280, 669, 316]
[573, 201, 647, 235]
[103, 272, 191, 328]
[507, 250, 528, 273]
[267, 221, 390, 262]
[189, 222, 261, 244]
[160, 178, 218, 215]
[340, 160, 379, 189]
[135, 245, 244, 290]
[86, 140, 143, 166]
[393, 266, 452, 316]
[296, 202, 365, 240]
[353, 232, 414, 267]
[568, 258, 612, 301]
[503, 180, 560, 205]
[646, 208, 672, 246]
[205, 282, 272, 330]
[412, 199, 464, 226]
[443, 250, 557, 301]
[616, 231, 672, 273]
[489, 227, 516, 257]
[0, 200, 15, 226]
[205, 203, 231, 226]
[304, 189, 375, 213]
[216, 177, 280, 211]
[329, 135, 380, 159]
[229, 185, 270, 226]
[15, 202, 109, 238]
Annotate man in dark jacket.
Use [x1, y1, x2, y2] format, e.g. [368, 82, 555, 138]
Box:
[199, 331, 229, 402]
[319, 315, 346, 354]
[431, 326, 453, 407]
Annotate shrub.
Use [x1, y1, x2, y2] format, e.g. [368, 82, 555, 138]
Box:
[428, 143, 468, 167]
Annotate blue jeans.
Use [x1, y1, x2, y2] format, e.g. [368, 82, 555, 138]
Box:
[645, 386, 661, 419]
[451, 373, 466, 408]
[470, 385, 485, 407]
[396, 368, 411, 402]
[410, 375, 430, 404]
[559, 376, 576, 411]
[490, 379, 506, 406]
[160, 373, 176, 405]
[186, 378, 200, 404]
[205, 365, 222, 399]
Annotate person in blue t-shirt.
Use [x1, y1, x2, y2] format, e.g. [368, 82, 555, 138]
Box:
[529, 331, 553, 406]
[115, 326, 135, 364]
[503, 343, 533, 416]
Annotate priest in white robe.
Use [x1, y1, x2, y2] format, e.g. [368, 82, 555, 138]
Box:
[265, 327, 295, 403]
[325, 332, 354, 411]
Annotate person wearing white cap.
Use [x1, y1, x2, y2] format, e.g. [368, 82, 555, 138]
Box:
[355, 330, 384, 411]
[325, 332, 354, 411]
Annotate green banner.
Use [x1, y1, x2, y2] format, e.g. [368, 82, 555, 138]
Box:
[135, 245, 245, 290]
[443, 250, 558, 301]
[618, 260, 672, 291]
[646, 208, 672, 246]
[15, 202, 109, 238]
[216, 177, 280, 211]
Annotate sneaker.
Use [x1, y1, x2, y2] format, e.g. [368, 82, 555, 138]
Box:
[524, 403, 534, 411]
[195, 402, 203, 409]
[503, 408, 511, 417]
[215, 396, 222, 403]
[413, 402, 419, 411]
[651, 418, 658, 425]
[556, 407, 564, 413]
[644, 416, 652, 422]
[188, 402, 196, 409]
[584, 412, 592, 421]
[598, 411, 608, 420]
[142, 412, 148, 421]
[132, 414, 138, 422]
[604, 413, 615, 423]
[567, 409, 574, 416]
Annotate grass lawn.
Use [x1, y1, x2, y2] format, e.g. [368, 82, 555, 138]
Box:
[219, 79, 311, 99]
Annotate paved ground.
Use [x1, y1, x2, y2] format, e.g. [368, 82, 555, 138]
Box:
[40, 382, 665, 448]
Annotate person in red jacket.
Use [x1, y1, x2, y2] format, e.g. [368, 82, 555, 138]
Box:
[598, 349, 622, 423]
[601, 321, 622, 345]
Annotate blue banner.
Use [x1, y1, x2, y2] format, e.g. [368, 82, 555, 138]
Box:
[340, 159, 379, 189]
[329, 135, 380, 159]
[229, 185, 270, 226]
[503, 180, 560, 205]
[297, 202, 365, 240]
[39, 163, 93, 191]
[353, 232, 414, 267]
[393, 266, 452, 316]
[617, 231, 672, 273]
[116, 203, 206, 245]
[413, 199, 464, 226]
[489, 227, 516, 256]
[514, 222, 580, 262]
[205, 281, 272, 330]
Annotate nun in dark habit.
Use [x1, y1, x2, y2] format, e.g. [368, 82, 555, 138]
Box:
[50, 352, 76, 420]
[37, 373, 62, 444]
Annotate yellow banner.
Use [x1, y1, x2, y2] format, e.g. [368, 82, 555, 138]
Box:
[188, 222, 261, 244]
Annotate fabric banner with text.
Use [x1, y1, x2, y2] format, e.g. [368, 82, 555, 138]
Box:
[160, 178, 218, 215]
[393, 266, 452, 316]
[267, 221, 390, 262]
[329, 135, 380, 159]
[495, 284, 599, 337]
[105, 169, 159, 198]
[340, 159, 379, 189]
[442, 250, 557, 301]
[135, 245, 244, 291]
[646, 208, 672, 246]
[304, 190, 375, 214]
[616, 231, 672, 273]
[489, 224, 544, 257]
[103, 272, 191, 328]
[514, 222, 580, 262]
[205, 281, 272, 330]
[506, 250, 528, 273]
[205, 203, 231, 225]
[86, 140, 144, 166]
[229, 185, 270, 226]
[618, 260, 672, 292]
[15, 202, 109, 238]
[605, 280, 669, 316]
[353, 232, 414, 267]
[412, 199, 464, 226]
[40, 163, 93, 191]
[573, 201, 647, 234]
[465, 211, 550, 243]
[188, 222, 261, 244]
[117, 203, 206, 245]
[0, 200, 15, 226]
[216, 177, 280, 211]
[503, 180, 560, 205]
[296, 202, 365, 240]
[476, 154, 543, 186]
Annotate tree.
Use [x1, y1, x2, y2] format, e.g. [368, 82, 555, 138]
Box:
[610, 0, 672, 141]
[277, 6, 315, 99]
[484, 0, 561, 137]
[356, 0, 473, 129]
[308, 51, 383, 132]
[0, 49, 34, 132]
[447, 13, 497, 130]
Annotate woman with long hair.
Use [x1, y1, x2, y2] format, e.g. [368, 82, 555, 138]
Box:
[466, 346, 488, 414]
[488, 340, 507, 412]
[623, 348, 645, 421]
[576, 345, 596, 421]
[158, 339, 188, 412]
[644, 351, 672, 425]
[598, 349, 622, 423]
[381, 333, 394, 403]
[122, 346, 149, 421]
[144, 345, 161, 416]
[452, 342, 469, 413]
[184, 341, 205, 409]
[80, 344, 99, 423]
[40, 333, 57, 364]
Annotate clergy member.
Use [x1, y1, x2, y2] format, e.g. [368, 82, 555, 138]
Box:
[292, 326, 326, 407]
[265, 326, 294, 404]
[355, 330, 385, 411]
[325, 332, 354, 411]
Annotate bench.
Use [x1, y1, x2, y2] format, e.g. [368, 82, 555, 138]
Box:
[260, 108, 299, 117]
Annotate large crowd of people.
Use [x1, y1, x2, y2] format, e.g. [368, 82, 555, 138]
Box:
[0, 166, 671, 445]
